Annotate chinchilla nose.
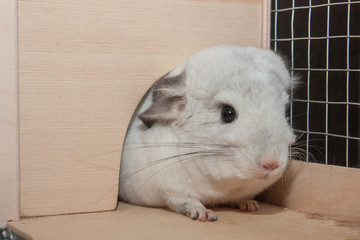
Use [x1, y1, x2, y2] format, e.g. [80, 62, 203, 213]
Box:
[261, 159, 279, 171]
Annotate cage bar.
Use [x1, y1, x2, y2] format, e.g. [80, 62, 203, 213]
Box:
[346, 0, 351, 167]
[290, 0, 295, 128]
[306, 0, 311, 163]
[272, 0, 360, 168]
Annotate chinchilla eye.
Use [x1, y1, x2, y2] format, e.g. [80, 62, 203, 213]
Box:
[221, 105, 236, 123]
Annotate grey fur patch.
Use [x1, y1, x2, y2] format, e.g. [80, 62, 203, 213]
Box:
[139, 72, 186, 128]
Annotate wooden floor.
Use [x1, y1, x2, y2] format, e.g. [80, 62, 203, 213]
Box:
[7, 202, 360, 240]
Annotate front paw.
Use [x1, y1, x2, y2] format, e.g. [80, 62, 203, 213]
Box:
[166, 197, 218, 222]
[237, 199, 260, 212]
[185, 207, 218, 222]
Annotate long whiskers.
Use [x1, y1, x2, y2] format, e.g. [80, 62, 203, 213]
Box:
[120, 140, 316, 185]
[290, 146, 317, 163]
[291, 139, 323, 161]
[124, 142, 235, 150]
[120, 142, 235, 183]
[142, 152, 233, 184]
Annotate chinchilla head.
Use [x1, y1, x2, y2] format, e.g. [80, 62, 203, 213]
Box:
[138, 45, 296, 182]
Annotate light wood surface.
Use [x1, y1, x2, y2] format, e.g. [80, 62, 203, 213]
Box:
[18, 0, 270, 217]
[0, 0, 20, 226]
[8, 202, 360, 240]
[261, 0, 271, 49]
[259, 161, 360, 224]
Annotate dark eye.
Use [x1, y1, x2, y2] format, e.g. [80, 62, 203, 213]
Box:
[221, 105, 237, 123]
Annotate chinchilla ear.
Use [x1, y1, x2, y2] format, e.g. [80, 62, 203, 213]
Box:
[139, 72, 186, 128]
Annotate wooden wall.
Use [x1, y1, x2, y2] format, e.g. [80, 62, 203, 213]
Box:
[0, 0, 20, 226]
[259, 161, 360, 224]
[17, 0, 270, 217]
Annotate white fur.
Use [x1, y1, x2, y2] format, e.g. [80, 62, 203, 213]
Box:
[119, 45, 296, 221]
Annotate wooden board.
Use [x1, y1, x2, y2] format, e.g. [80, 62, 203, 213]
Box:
[259, 160, 360, 224]
[18, 0, 270, 217]
[0, 0, 20, 226]
[7, 202, 360, 240]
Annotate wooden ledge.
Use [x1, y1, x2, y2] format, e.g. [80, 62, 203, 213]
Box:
[259, 161, 360, 224]
[7, 202, 360, 240]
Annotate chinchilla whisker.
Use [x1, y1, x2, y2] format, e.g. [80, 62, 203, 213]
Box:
[295, 138, 324, 143]
[142, 153, 235, 184]
[293, 139, 326, 146]
[124, 142, 235, 150]
[121, 150, 231, 182]
[91, 149, 122, 157]
[291, 112, 307, 119]
[290, 147, 317, 163]
[295, 132, 305, 141]
[122, 150, 229, 179]
[149, 149, 231, 164]
[121, 154, 205, 182]
[142, 155, 213, 183]
[291, 142, 324, 157]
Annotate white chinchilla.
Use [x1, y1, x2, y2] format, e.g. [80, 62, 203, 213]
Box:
[119, 45, 296, 222]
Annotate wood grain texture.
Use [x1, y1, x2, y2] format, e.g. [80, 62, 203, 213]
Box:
[261, 0, 271, 49]
[18, 0, 270, 217]
[259, 160, 360, 224]
[0, 0, 20, 226]
[8, 202, 360, 240]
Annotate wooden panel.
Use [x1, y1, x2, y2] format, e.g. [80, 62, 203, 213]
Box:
[261, 0, 271, 49]
[18, 0, 270, 216]
[7, 202, 360, 240]
[259, 160, 360, 224]
[0, 0, 20, 226]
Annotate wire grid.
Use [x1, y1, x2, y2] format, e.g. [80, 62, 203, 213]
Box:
[272, 0, 360, 168]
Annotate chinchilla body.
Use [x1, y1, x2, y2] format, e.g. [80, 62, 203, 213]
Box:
[119, 45, 296, 221]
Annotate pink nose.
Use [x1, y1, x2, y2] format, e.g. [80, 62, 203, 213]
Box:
[261, 159, 279, 171]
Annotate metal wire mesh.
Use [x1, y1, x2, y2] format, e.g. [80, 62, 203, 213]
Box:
[272, 0, 360, 168]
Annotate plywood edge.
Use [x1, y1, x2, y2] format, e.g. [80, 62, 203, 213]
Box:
[0, 0, 20, 227]
[6, 202, 360, 240]
[258, 160, 360, 224]
[261, 0, 271, 49]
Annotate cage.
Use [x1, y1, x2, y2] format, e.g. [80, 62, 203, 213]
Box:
[273, 0, 360, 168]
[260, 0, 360, 224]
[1, 0, 359, 239]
